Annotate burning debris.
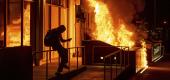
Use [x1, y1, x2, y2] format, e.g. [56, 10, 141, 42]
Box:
[86, 0, 148, 68]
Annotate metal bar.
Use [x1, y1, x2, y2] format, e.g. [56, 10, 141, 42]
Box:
[127, 47, 129, 64]
[33, 46, 85, 53]
[105, 50, 121, 58]
[83, 47, 85, 64]
[92, 46, 94, 64]
[110, 57, 112, 80]
[21, 0, 24, 46]
[77, 47, 79, 69]
[115, 54, 117, 77]
[104, 57, 106, 80]
[4, 0, 7, 47]
[59, 54, 61, 68]
[124, 51, 126, 67]
[46, 51, 48, 80]
[120, 50, 122, 72]
[68, 48, 70, 71]
[67, 46, 85, 49]
[49, 48, 51, 63]
[48, 0, 52, 63]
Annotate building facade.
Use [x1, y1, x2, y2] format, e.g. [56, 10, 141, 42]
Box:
[0, 0, 84, 65]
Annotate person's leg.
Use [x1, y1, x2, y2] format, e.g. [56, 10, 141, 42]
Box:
[63, 49, 68, 63]
[57, 48, 69, 72]
[57, 61, 64, 72]
[57, 49, 68, 72]
[57, 50, 64, 73]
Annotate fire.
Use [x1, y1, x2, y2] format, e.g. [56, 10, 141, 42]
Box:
[140, 40, 148, 68]
[88, 0, 147, 68]
[7, 4, 30, 47]
[92, 1, 116, 45]
[88, 0, 135, 48]
[117, 24, 135, 48]
[23, 4, 30, 46]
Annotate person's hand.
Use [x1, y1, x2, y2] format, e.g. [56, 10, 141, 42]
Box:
[68, 38, 72, 41]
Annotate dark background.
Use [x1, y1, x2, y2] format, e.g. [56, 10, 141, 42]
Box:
[144, 0, 170, 53]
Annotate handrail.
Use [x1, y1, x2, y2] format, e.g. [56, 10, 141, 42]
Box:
[104, 50, 121, 58]
[33, 46, 85, 80]
[103, 46, 130, 80]
[32, 46, 85, 53]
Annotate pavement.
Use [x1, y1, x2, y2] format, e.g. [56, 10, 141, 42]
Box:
[129, 54, 170, 80]
[33, 57, 82, 80]
[71, 66, 105, 80]
[33, 54, 170, 80]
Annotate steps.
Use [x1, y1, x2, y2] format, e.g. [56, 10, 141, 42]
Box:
[49, 65, 87, 80]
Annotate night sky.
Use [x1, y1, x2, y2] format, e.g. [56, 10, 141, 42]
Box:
[157, 0, 170, 17]
[144, 0, 170, 27]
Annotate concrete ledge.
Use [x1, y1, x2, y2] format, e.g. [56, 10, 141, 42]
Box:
[49, 65, 87, 80]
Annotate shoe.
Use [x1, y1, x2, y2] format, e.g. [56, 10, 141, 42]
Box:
[63, 64, 70, 69]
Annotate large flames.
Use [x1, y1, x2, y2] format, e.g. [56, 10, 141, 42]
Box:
[7, 4, 30, 47]
[88, 0, 135, 48]
[88, 0, 147, 68]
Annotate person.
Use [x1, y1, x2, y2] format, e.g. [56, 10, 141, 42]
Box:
[44, 25, 71, 74]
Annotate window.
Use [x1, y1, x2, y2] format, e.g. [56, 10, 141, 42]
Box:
[5, 0, 31, 47]
[0, 0, 5, 48]
[46, 0, 68, 8]
[6, 0, 22, 47]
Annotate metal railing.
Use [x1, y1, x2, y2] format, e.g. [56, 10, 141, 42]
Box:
[33, 46, 85, 80]
[103, 46, 130, 80]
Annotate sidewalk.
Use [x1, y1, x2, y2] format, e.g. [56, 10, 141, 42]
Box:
[129, 54, 170, 80]
[33, 57, 82, 80]
[71, 66, 104, 80]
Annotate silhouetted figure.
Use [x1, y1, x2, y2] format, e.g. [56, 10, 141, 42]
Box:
[44, 25, 71, 74]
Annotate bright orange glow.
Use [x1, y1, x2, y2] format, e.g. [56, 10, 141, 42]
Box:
[117, 24, 135, 48]
[1, 32, 4, 36]
[7, 4, 30, 47]
[23, 4, 30, 46]
[88, 0, 135, 48]
[89, 0, 116, 46]
[88, 0, 147, 68]
[140, 40, 148, 68]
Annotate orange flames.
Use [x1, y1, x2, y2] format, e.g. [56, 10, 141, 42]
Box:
[23, 4, 30, 46]
[7, 4, 30, 47]
[140, 40, 148, 68]
[88, 0, 147, 68]
[91, 0, 116, 45]
[88, 0, 135, 48]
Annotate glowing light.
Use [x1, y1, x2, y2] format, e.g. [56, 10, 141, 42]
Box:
[1, 32, 4, 36]
[100, 57, 103, 60]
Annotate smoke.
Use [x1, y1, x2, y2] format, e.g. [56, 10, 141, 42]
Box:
[105, 0, 147, 42]
[105, 0, 145, 24]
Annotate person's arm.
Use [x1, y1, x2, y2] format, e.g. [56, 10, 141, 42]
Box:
[59, 34, 72, 42]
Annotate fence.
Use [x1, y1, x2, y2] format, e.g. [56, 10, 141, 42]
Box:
[103, 46, 130, 80]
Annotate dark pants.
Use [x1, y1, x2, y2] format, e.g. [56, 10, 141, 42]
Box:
[57, 48, 68, 72]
